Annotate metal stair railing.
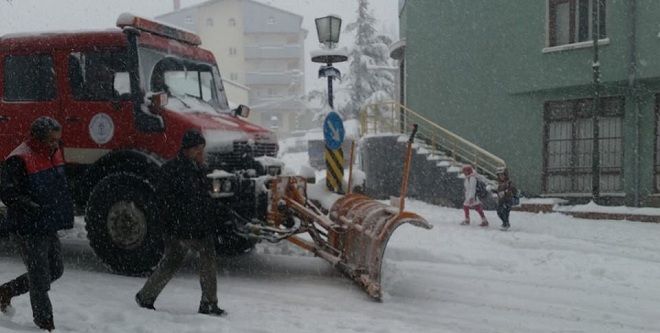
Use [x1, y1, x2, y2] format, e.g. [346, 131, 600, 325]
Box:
[359, 101, 506, 179]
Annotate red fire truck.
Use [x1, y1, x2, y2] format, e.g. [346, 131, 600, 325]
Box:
[0, 14, 278, 274]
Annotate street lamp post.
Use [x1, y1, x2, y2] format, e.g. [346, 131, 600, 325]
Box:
[312, 15, 349, 193]
[311, 15, 348, 110]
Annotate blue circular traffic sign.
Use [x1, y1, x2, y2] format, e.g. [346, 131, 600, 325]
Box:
[323, 111, 345, 150]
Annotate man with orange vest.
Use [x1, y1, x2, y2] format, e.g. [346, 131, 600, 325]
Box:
[0, 117, 74, 331]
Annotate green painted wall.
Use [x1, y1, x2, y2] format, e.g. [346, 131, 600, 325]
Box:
[400, 0, 660, 204]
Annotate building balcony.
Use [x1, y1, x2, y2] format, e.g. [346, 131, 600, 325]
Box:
[245, 71, 303, 86]
[244, 45, 302, 59]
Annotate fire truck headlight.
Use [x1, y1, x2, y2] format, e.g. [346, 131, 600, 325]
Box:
[212, 178, 221, 193]
[207, 170, 235, 198]
[221, 179, 232, 193]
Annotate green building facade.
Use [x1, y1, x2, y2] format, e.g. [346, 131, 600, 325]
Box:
[393, 0, 660, 206]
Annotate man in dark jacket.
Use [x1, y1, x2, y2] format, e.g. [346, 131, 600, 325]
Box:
[0, 117, 74, 331]
[135, 130, 225, 316]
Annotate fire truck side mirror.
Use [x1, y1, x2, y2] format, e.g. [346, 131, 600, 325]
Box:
[233, 104, 251, 118]
[149, 92, 168, 113]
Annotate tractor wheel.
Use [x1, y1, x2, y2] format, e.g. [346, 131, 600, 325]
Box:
[215, 232, 257, 256]
[85, 172, 164, 275]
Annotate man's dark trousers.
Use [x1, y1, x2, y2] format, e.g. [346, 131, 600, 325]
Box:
[1, 232, 63, 322]
[137, 235, 218, 305]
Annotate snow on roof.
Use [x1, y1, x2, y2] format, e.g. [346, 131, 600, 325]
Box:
[309, 47, 349, 59]
[1, 29, 119, 40]
[157, 0, 304, 21]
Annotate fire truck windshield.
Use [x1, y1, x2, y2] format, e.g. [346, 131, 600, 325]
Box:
[138, 46, 230, 114]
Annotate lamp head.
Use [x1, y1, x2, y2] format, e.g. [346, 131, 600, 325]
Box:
[315, 15, 342, 48]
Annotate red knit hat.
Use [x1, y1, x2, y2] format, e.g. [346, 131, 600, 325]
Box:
[462, 164, 474, 175]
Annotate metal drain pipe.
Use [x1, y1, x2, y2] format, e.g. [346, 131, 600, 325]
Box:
[628, 0, 640, 206]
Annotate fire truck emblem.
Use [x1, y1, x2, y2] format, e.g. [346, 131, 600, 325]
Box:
[89, 113, 115, 145]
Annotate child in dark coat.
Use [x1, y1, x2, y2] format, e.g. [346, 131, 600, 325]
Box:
[495, 167, 516, 229]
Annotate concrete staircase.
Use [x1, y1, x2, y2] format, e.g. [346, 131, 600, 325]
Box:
[358, 101, 505, 209]
[360, 134, 498, 209]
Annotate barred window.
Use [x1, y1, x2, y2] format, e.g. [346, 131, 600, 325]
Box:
[543, 97, 623, 194]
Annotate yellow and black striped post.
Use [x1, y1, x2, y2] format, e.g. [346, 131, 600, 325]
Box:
[325, 146, 344, 193]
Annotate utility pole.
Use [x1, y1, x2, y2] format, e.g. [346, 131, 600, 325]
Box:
[591, 0, 602, 202]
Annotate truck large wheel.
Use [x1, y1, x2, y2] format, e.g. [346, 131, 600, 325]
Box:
[85, 172, 164, 275]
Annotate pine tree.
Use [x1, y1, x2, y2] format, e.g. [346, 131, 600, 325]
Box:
[341, 0, 396, 118]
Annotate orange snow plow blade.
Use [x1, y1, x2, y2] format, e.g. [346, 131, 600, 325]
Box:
[266, 177, 431, 300]
[268, 177, 432, 300]
[327, 193, 432, 299]
[264, 123, 431, 300]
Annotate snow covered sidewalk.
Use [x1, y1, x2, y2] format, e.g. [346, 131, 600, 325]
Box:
[518, 199, 660, 223]
[2, 203, 660, 332]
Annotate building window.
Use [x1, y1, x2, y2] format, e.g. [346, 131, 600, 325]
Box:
[230, 73, 238, 81]
[228, 47, 237, 56]
[548, 0, 606, 47]
[543, 97, 623, 194]
[3, 54, 56, 101]
[206, 18, 214, 27]
[228, 18, 236, 27]
[267, 16, 275, 25]
[185, 16, 193, 24]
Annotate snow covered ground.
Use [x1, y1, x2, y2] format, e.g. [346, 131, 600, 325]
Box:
[2, 147, 660, 332]
[2, 205, 660, 332]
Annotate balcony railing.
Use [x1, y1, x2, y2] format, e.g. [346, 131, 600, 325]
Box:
[245, 71, 303, 85]
[244, 45, 302, 59]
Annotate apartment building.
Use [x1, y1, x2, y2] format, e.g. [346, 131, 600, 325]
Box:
[157, 0, 308, 137]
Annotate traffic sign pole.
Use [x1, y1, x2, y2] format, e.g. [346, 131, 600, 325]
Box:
[323, 111, 345, 193]
[325, 146, 344, 193]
